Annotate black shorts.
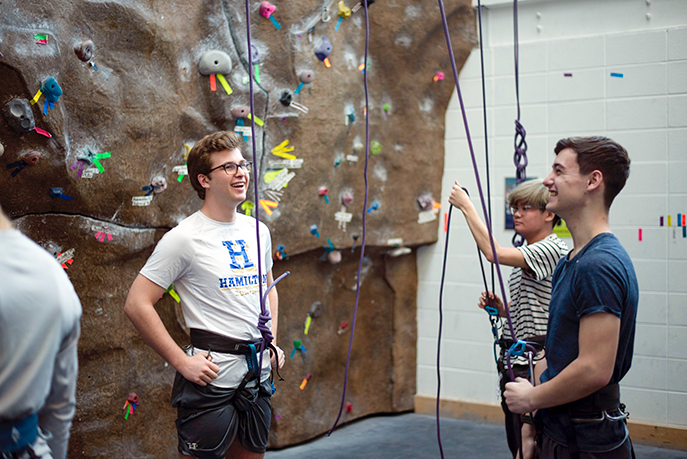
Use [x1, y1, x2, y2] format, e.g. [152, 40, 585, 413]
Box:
[540, 434, 634, 458]
[171, 372, 272, 459]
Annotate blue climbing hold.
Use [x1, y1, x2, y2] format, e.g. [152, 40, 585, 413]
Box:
[40, 76, 62, 103]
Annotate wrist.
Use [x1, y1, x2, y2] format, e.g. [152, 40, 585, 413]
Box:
[169, 348, 190, 372]
[526, 385, 540, 413]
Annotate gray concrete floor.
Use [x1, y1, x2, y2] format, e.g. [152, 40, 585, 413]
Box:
[266, 413, 687, 459]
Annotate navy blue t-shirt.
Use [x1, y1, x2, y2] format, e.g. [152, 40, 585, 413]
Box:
[540, 233, 638, 452]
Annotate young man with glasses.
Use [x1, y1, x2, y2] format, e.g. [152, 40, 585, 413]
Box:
[449, 179, 568, 459]
[505, 137, 638, 458]
[125, 131, 285, 459]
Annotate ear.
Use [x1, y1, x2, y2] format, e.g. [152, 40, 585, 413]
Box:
[586, 170, 603, 193]
[544, 211, 555, 223]
[198, 173, 211, 190]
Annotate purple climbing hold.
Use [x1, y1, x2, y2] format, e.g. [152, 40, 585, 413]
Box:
[314, 36, 332, 62]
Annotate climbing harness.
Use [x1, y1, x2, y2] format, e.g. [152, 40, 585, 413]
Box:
[328, 0, 372, 436]
[0, 414, 39, 459]
[189, 328, 284, 396]
[546, 383, 634, 459]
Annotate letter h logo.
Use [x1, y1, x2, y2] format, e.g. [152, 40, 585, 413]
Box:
[222, 240, 254, 270]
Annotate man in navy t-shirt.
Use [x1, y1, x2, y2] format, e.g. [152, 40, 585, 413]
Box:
[504, 137, 638, 458]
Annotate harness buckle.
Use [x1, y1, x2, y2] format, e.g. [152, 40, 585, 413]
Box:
[485, 306, 499, 316]
[507, 340, 527, 357]
[570, 410, 629, 423]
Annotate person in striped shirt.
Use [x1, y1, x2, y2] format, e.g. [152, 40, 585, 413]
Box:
[449, 178, 568, 459]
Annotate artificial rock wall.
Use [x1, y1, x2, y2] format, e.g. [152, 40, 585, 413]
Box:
[0, 0, 475, 456]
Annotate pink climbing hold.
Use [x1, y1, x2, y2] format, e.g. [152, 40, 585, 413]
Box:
[259, 1, 276, 18]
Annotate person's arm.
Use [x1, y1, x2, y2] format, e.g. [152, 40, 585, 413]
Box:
[267, 270, 278, 342]
[124, 274, 219, 385]
[38, 321, 79, 459]
[449, 181, 527, 268]
[266, 270, 285, 369]
[534, 356, 547, 385]
[504, 312, 620, 414]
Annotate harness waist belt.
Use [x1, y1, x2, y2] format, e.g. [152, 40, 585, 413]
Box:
[498, 335, 545, 353]
[542, 384, 628, 459]
[190, 328, 264, 355]
[189, 328, 286, 391]
[553, 383, 621, 415]
[0, 413, 38, 453]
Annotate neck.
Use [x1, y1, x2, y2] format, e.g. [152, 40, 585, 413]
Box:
[200, 196, 240, 223]
[565, 206, 611, 258]
[0, 211, 13, 230]
[524, 227, 553, 245]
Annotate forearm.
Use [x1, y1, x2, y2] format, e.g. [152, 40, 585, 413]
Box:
[268, 286, 278, 343]
[461, 201, 499, 261]
[461, 202, 528, 268]
[40, 323, 80, 459]
[529, 356, 611, 410]
[507, 314, 619, 414]
[534, 357, 547, 385]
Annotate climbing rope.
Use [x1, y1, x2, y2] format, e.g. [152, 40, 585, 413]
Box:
[244, 0, 290, 378]
[476, 0, 501, 368]
[434, 0, 538, 457]
[512, 0, 528, 247]
[328, 0, 372, 436]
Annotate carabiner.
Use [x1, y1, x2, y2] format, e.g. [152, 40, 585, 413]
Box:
[322, 4, 332, 22]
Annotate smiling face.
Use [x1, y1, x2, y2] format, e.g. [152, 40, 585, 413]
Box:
[199, 148, 250, 207]
[543, 147, 590, 220]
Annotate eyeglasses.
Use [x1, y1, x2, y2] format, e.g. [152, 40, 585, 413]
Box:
[207, 161, 252, 176]
[510, 205, 545, 214]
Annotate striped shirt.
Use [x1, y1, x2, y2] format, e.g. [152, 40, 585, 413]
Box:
[502, 234, 569, 364]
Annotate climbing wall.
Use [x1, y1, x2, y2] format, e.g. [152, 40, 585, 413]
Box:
[0, 0, 475, 456]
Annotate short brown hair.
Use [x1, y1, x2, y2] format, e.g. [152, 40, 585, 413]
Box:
[187, 131, 244, 200]
[508, 179, 561, 228]
[554, 136, 630, 210]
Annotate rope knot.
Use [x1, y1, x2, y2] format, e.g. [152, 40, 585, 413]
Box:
[257, 311, 273, 342]
[513, 119, 528, 184]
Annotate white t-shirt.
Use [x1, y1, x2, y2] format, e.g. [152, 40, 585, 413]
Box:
[140, 211, 273, 388]
[0, 229, 82, 459]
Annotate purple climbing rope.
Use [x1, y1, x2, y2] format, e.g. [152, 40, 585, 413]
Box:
[328, 0, 371, 436]
[435, 0, 517, 374]
[435, 205, 454, 458]
[512, 0, 528, 247]
[434, 0, 537, 456]
[244, 0, 289, 377]
[476, 0, 500, 356]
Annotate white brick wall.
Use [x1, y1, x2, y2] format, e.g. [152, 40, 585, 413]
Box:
[417, 0, 687, 429]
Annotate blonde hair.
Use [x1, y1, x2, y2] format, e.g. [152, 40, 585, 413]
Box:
[508, 179, 561, 227]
